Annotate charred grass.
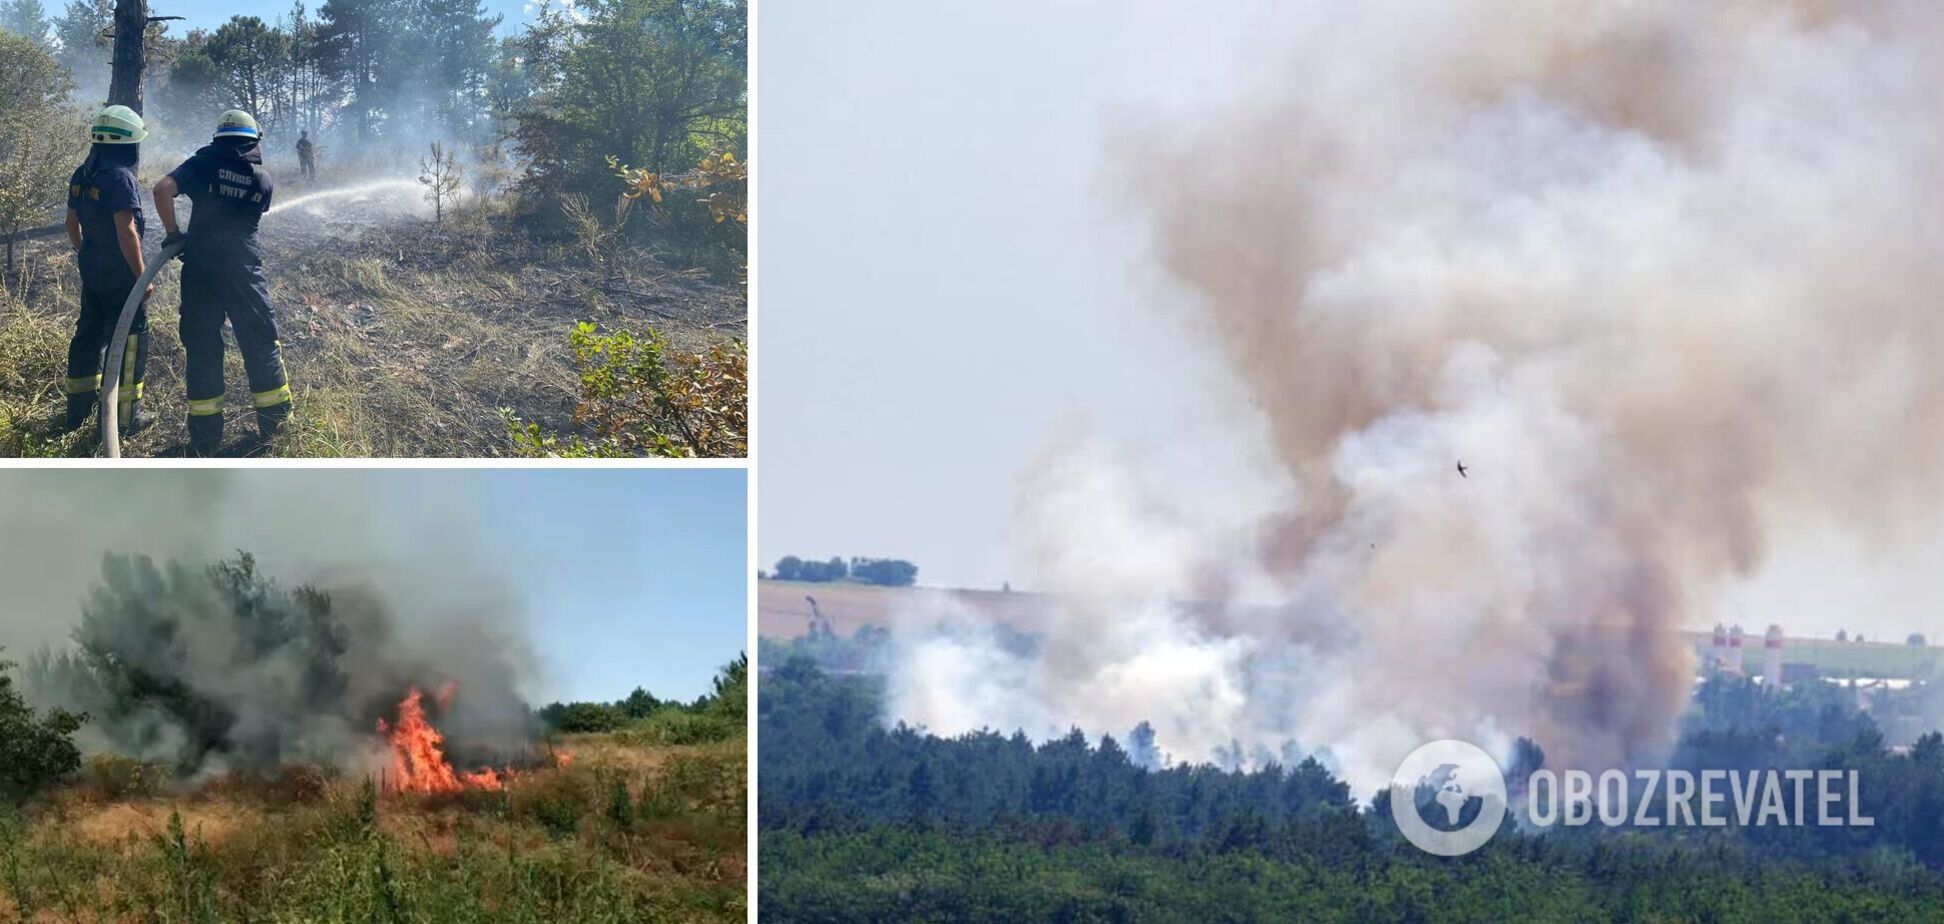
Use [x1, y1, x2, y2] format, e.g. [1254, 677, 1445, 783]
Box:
[0, 736, 746, 922]
[0, 194, 744, 458]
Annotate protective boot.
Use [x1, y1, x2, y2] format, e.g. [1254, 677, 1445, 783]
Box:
[255, 401, 291, 442]
[188, 412, 223, 456]
[63, 393, 97, 433]
[120, 399, 156, 435]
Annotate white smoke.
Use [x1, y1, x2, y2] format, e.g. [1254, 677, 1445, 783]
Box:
[884, 0, 1944, 794]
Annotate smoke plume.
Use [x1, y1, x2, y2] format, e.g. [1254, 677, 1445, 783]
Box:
[0, 471, 539, 776]
[886, 0, 1944, 792]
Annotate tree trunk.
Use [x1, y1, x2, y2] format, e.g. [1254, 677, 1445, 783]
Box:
[108, 0, 146, 112]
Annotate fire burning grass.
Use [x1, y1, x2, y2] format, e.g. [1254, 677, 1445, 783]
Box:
[380, 684, 511, 794]
[0, 731, 746, 922]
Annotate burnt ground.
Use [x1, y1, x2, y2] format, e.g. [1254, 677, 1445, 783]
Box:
[0, 171, 745, 458]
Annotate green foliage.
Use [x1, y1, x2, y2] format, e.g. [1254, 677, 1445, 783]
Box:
[0, 29, 79, 282]
[772, 555, 920, 585]
[37, 551, 352, 771]
[511, 0, 746, 210]
[762, 828, 1944, 923]
[506, 322, 746, 458]
[205, 16, 292, 117]
[760, 659, 1944, 921]
[769, 556, 921, 587]
[621, 686, 663, 719]
[418, 140, 463, 223]
[513, 772, 592, 839]
[0, 651, 82, 804]
[849, 557, 918, 587]
[161, 0, 510, 147]
[542, 654, 746, 746]
[50, 0, 107, 79]
[0, 0, 50, 45]
[82, 753, 163, 800]
[543, 701, 630, 733]
[605, 774, 635, 831]
[773, 555, 847, 583]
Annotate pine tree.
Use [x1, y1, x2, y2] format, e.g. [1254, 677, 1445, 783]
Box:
[0, 0, 52, 45]
[52, 0, 110, 84]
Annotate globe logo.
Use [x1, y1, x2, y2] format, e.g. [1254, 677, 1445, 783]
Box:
[1388, 739, 1507, 856]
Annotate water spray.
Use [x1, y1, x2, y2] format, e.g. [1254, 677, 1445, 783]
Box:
[268, 179, 429, 216]
[98, 179, 426, 456]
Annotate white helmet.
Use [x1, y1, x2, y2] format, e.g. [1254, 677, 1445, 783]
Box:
[213, 109, 260, 140]
[90, 105, 147, 144]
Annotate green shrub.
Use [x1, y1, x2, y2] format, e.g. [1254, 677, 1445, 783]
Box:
[625, 707, 739, 746]
[0, 651, 82, 804]
[514, 773, 593, 839]
[83, 753, 163, 800]
[545, 701, 630, 733]
[506, 325, 747, 458]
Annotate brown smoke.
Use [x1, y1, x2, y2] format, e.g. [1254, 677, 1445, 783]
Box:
[887, 0, 1944, 790]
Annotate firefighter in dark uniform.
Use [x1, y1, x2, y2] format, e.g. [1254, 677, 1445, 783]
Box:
[153, 109, 292, 455]
[62, 105, 155, 434]
[296, 130, 316, 180]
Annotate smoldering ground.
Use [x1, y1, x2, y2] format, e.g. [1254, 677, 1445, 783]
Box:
[0, 470, 541, 776]
[885, 0, 1944, 793]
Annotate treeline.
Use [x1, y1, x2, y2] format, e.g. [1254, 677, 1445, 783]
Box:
[759, 657, 1944, 920]
[538, 653, 746, 745]
[764, 827, 1944, 922]
[157, 0, 504, 153]
[0, 0, 746, 236]
[769, 555, 917, 586]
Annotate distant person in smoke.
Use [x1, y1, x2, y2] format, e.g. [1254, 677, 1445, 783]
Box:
[296, 130, 316, 181]
[153, 109, 293, 456]
[61, 105, 155, 436]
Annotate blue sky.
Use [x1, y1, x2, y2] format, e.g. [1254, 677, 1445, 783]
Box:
[168, 0, 534, 36]
[757, 1, 1288, 589]
[233, 468, 750, 707]
[473, 468, 748, 705]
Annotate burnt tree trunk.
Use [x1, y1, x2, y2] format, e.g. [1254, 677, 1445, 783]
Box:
[107, 0, 147, 112]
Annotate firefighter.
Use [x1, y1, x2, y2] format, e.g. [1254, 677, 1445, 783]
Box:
[153, 109, 292, 455]
[62, 105, 155, 435]
[295, 129, 316, 180]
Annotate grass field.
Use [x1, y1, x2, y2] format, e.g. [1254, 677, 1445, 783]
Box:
[0, 734, 746, 922]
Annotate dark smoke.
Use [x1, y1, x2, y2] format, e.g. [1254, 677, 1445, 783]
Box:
[0, 471, 541, 777]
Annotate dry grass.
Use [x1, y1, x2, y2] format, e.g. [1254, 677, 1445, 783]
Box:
[0, 735, 747, 922]
[0, 186, 745, 458]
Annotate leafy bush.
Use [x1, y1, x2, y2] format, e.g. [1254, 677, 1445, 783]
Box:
[626, 708, 738, 747]
[542, 701, 630, 733]
[547, 656, 746, 745]
[0, 30, 83, 283]
[83, 753, 164, 800]
[506, 324, 746, 458]
[512, 772, 593, 839]
[0, 650, 82, 804]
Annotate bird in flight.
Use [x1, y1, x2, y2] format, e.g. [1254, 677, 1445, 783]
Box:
[1456, 460, 1468, 478]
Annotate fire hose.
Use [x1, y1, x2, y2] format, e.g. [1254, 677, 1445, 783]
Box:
[99, 238, 185, 458]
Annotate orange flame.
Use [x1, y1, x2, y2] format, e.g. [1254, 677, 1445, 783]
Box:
[377, 684, 505, 794]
